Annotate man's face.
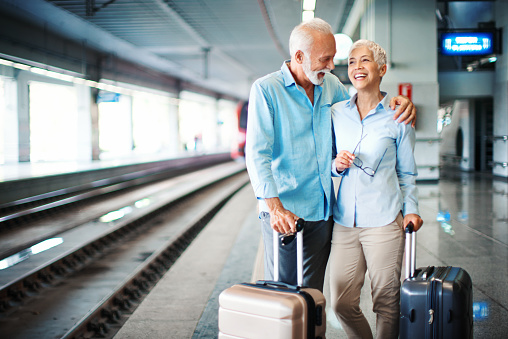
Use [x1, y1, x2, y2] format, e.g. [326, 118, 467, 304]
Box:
[301, 33, 336, 86]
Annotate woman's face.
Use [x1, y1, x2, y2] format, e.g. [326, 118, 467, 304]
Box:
[347, 46, 386, 91]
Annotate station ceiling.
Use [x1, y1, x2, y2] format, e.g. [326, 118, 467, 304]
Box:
[0, 0, 356, 100]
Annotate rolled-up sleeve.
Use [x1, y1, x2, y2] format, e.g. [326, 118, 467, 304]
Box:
[396, 123, 419, 216]
[245, 81, 279, 200]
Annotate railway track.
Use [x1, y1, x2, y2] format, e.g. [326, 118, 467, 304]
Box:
[0, 154, 231, 236]
[0, 161, 248, 339]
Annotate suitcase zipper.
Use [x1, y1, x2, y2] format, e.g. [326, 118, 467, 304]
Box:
[427, 275, 437, 338]
[431, 266, 451, 338]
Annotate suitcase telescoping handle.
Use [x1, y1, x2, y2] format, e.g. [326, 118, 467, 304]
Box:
[404, 222, 416, 279]
[273, 218, 305, 287]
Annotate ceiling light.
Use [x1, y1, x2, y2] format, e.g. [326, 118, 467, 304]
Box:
[334, 33, 353, 62]
[302, 10, 314, 22]
[13, 62, 31, 71]
[30, 67, 74, 82]
[303, 0, 316, 11]
[0, 59, 14, 67]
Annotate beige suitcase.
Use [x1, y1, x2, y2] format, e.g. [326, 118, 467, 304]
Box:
[218, 220, 326, 338]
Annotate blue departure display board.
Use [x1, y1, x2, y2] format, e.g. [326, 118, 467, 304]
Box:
[97, 91, 121, 103]
[441, 32, 494, 56]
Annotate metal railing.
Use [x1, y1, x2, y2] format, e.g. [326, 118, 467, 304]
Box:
[484, 135, 508, 142]
[416, 138, 441, 145]
[417, 165, 439, 171]
[489, 161, 508, 168]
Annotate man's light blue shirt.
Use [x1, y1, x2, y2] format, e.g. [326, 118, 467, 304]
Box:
[331, 93, 419, 227]
[246, 61, 349, 221]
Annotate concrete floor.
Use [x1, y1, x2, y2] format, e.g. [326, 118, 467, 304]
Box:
[115, 170, 508, 338]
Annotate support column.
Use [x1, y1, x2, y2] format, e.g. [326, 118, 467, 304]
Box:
[76, 83, 93, 162]
[360, 0, 440, 181]
[167, 94, 180, 156]
[90, 87, 100, 160]
[16, 70, 30, 162]
[493, 0, 508, 178]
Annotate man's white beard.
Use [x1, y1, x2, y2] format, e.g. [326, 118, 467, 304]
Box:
[302, 57, 331, 86]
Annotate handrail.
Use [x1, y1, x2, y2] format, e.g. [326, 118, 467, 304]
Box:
[484, 135, 508, 142]
[416, 138, 441, 144]
[417, 165, 439, 171]
[441, 154, 463, 161]
[489, 161, 508, 168]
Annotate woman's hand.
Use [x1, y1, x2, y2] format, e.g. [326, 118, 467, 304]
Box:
[404, 213, 423, 232]
[335, 150, 355, 172]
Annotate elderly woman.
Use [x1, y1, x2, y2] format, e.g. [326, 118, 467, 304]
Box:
[329, 39, 424, 338]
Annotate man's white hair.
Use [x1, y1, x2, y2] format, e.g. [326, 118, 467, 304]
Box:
[349, 39, 387, 69]
[289, 18, 333, 57]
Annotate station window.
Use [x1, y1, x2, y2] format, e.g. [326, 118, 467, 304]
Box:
[98, 94, 133, 160]
[179, 91, 216, 153]
[178, 91, 237, 154]
[97, 89, 180, 160]
[0, 78, 5, 164]
[132, 92, 178, 157]
[29, 81, 79, 162]
[217, 99, 238, 153]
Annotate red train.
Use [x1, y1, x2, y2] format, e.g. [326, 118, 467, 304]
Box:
[231, 101, 248, 159]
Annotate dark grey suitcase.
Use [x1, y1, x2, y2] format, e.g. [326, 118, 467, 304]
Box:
[399, 223, 473, 339]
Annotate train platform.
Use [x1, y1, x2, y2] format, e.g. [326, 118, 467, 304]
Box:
[0, 154, 194, 182]
[0, 153, 233, 205]
[113, 170, 508, 338]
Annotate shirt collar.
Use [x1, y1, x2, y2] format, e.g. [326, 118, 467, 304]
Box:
[281, 61, 296, 87]
[345, 93, 358, 109]
[378, 92, 390, 111]
[346, 92, 390, 113]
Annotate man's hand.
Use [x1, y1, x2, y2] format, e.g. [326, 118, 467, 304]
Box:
[404, 213, 423, 232]
[265, 197, 299, 234]
[390, 95, 416, 127]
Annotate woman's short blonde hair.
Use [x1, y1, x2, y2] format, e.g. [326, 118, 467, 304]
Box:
[349, 39, 387, 69]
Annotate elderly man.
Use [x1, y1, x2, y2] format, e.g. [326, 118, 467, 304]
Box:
[245, 18, 415, 291]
